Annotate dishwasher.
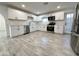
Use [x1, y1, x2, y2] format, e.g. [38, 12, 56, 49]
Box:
[24, 25, 30, 34]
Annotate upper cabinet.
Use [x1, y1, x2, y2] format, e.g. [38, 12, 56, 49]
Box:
[8, 8, 27, 20]
[51, 12, 64, 20]
[55, 12, 64, 20]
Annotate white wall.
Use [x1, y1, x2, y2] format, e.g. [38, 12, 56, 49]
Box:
[0, 14, 7, 37]
[0, 14, 6, 30]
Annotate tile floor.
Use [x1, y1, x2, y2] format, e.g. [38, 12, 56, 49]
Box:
[0, 31, 76, 56]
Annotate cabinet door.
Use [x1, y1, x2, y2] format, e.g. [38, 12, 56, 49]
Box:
[58, 26, 64, 33]
[10, 26, 24, 37]
[30, 26, 36, 32]
[40, 25, 47, 31]
[54, 25, 59, 33]
[55, 21, 64, 34]
[8, 8, 17, 19]
[10, 26, 19, 37]
[16, 12, 27, 20]
[8, 8, 27, 20]
[18, 26, 24, 35]
[55, 12, 64, 20]
[30, 22, 36, 32]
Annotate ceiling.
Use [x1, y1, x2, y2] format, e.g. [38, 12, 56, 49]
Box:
[2, 2, 78, 16]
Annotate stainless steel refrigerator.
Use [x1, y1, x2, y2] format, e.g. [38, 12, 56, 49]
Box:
[71, 3, 79, 55]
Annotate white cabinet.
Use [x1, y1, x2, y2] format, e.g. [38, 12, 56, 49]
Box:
[9, 25, 24, 37]
[30, 21, 47, 32]
[54, 21, 64, 34]
[8, 8, 27, 20]
[9, 26, 18, 37]
[50, 12, 65, 34]
[51, 12, 64, 20]
[8, 8, 16, 19]
[9, 20, 27, 25]
[30, 22, 37, 32]
[18, 26, 24, 35]
[30, 26, 36, 32]
[55, 12, 64, 20]
[39, 25, 47, 31]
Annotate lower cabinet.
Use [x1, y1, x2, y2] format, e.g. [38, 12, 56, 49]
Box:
[30, 26, 36, 32]
[54, 21, 64, 34]
[29, 21, 64, 33]
[9, 25, 24, 37]
[39, 25, 47, 31]
[30, 24, 47, 32]
[30, 22, 37, 32]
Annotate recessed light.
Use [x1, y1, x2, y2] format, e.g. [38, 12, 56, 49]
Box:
[57, 6, 60, 9]
[22, 4, 25, 7]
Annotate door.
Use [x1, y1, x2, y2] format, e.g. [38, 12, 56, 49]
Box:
[0, 14, 7, 38]
[64, 13, 74, 33]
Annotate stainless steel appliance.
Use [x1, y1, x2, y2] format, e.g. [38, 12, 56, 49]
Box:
[47, 16, 55, 32]
[24, 25, 30, 34]
[71, 3, 79, 55]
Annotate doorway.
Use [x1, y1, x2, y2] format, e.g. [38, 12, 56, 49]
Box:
[64, 13, 74, 34]
[0, 13, 7, 38]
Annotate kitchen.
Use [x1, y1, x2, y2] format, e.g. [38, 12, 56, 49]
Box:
[0, 2, 78, 56]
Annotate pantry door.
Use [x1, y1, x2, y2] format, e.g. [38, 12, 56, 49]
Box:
[0, 14, 7, 38]
[64, 13, 74, 34]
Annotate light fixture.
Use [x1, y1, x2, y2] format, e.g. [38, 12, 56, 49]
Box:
[57, 6, 60, 9]
[22, 4, 25, 7]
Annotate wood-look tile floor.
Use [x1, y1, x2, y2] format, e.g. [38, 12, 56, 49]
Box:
[0, 31, 76, 56]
